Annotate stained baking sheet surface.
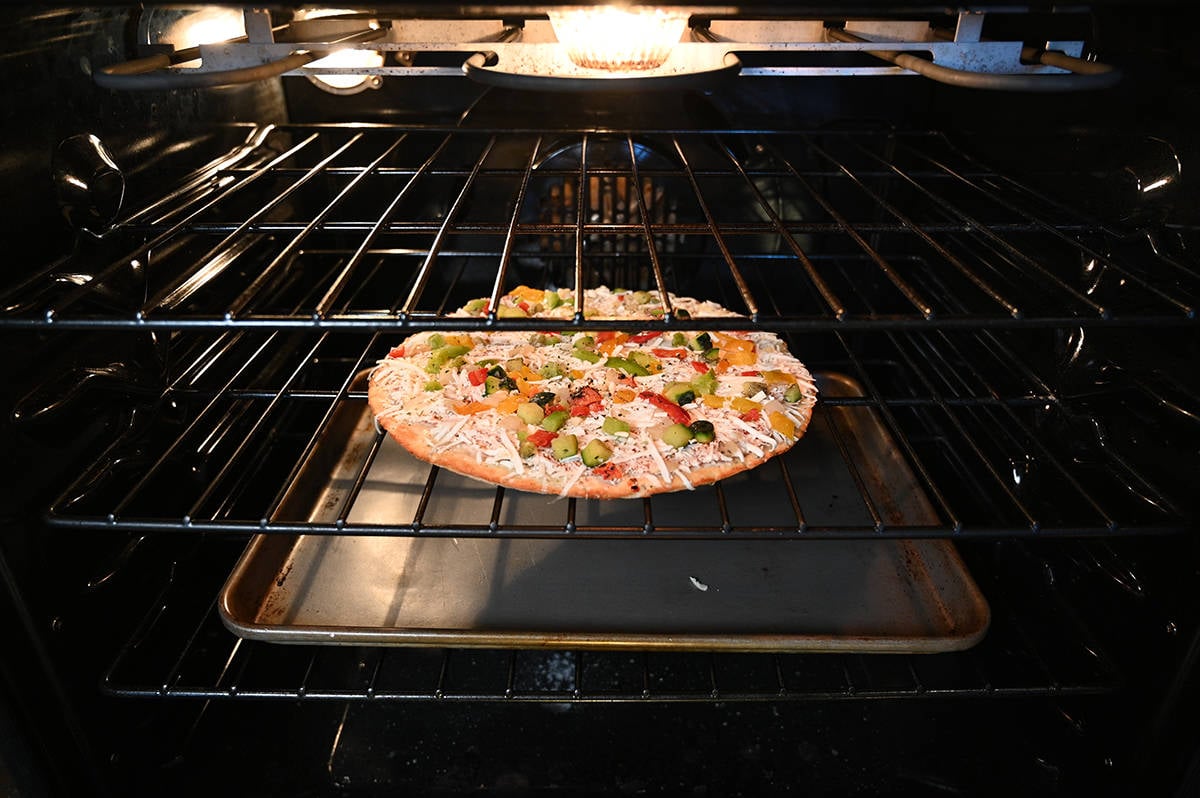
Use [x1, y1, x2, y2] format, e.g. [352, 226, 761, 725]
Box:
[220, 373, 989, 652]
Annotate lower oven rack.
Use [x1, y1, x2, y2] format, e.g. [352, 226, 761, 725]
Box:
[99, 538, 1117, 703]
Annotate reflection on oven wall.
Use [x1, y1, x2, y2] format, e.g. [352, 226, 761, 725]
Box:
[0, 3, 1198, 798]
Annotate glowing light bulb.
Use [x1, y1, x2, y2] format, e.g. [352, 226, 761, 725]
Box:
[548, 6, 689, 71]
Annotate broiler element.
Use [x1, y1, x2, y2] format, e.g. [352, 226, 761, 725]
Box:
[96, 7, 1118, 92]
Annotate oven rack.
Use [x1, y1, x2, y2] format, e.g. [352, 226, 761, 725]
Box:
[2, 125, 1196, 331]
[43, 320, 1193, 539]
[99, 539, 1118, 703]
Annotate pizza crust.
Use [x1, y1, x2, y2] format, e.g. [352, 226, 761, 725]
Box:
[367, 288, 816, 499]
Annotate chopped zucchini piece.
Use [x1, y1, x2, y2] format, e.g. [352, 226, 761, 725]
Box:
[519, 440, 536, 459]
[661, 423, 693, 448]
[484, 365, 517, 395]
[544, 290, 564, 310]
[496, 304, 528, 318]
[602, 416, 631, 435]
[539, 362, 566, 379]
[689, 420, 715, 443]
[552, 433, 579, 460]
[691, 370, 718, 396]
[702, 347, 720, 362]
[542, 410, 569, 432]
[530, 391, 557, 407]
[671, 332, 687, 347]
[464, 298, 487, 313]
[504, 357, 526, 373]
[424, 380, 443, 391]
[516, 402, 545, 425]
[674, 308, 691, 320]
[632, 290, 653, 305]
[783, 383, 803, 402]
[690, 332, 712, 352]
[663, 381, 696, 406]
[581, 439, 613, 467]
[742, 381, 768, 398]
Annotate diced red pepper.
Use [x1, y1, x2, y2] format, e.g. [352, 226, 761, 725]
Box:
[629, 331, 660, 344]
[691, 361, 711, 373]
[546, 404, 566, 415]
[639, 391, 691, 425]
[739, 409, 762, 423]
[593, 462, 624, 481]
[387, 346, 405, 358]
[651, 348, 690, 360]
[527, 429, 555, 448]
[596, 330, 618, 342]
[569, 386, 604, 417]
[467, 367, 489, 386]
[518, 301, 530, 313]
[740, 370, 761, 377]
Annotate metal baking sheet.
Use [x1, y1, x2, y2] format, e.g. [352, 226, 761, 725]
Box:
[219, 373, 989, 652]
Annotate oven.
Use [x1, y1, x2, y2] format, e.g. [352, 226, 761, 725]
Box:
[1, 3, 1198, 796]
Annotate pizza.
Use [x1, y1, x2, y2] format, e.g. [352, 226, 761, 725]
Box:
[367, 286, 817, 499]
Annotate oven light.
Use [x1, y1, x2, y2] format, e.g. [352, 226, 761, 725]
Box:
[163, 8, 246, 51]
[306, 47, 385, 93]
[547, 5, 690, 71]
[296, 8, 384, 94]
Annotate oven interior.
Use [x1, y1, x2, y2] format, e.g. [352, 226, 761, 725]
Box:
[1, 4, 1198, 796]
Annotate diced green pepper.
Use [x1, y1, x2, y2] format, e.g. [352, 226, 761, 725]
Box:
[689, 420, 715, 443]
[542, 410, 569, 432]
[602, 416, 631, 436]
[663, 381, 696, 406]
[575, 335, 595, 350]
[464, 298, 487, 313]
[581, 439, 613, 467]
[604, 356, 650, 377]
[425, 344, 471, 373]
[629, 351, 658, 371]
[671, 332, 687, 347]
[661, 423, 693, 448]
[552, 434, 579, 460]
[428, 333, 445, 349]
[573, 348, 602, 364]
[424, 380, 442, 391]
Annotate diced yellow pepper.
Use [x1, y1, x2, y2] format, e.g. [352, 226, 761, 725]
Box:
[496, 394, 524, 414]
[701, 394, 726, 409]
[730, 397, 760, 413]
[724, 349, 756, 366]
[443, 334, 474, 349]
[762, 369, 794, 385]
[613, 388, 636, 404]
[510, 285, 546, 304]
[713, 332, 754, 352]
[768, 411, 795, 440]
